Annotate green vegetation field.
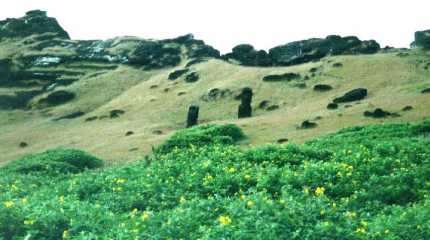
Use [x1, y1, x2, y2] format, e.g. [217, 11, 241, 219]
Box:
[1, 121, 430, 239]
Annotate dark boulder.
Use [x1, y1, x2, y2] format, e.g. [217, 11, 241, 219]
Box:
[402, 106, 413, 111]
[238, 87, 253, 118]
[85, 116, 98, 122]
[185, 72, 199, 83]
[201, 88, 233, 102]
[414, 30, 430, 49]
[300, 120, 318, 129]
[125, 131, 134, 136]
[333, 88, 367, 103]
[39, 90, 75, 106]
[110, 109, 125, 118]
[19, 142, 28, 148]
[277, 138, 289, 144]
[363, 108, 391, 118]
[128, 41, 181, 69]
[266, 105, 280, 111]
[313, 84, 333, 92]
[332, 62, 343, 68]
[421, 88, 430, 94]
[258, 100, 270, 109]
[327, 103, 338, 110]
[53, 111, 85, 121]
[263, 73, 300, 82]
[168, 68, 189, 80]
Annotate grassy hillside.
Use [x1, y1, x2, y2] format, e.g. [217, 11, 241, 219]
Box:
[1, 122, 429, 239]
[1, 48, 430, 165]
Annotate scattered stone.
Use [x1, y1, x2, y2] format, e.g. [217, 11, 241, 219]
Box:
[19, 142, 28, 148]
[110, 109, 125, 118]
[402, 106, 413, 111]
[168, 68, 189, 80]
[185, 72, 199, 83]
[263, 73, 300, 82]
[300, 120, 318, 129]
[266, 105, 280, 111]
[202, 88, 233, 101]
[333, 88, 368, 103]
[186, 105, 200, 128]
[152, 130, 163, 135]
[258, 100, 270, 109]
[327, 103, 338, 109]
[85, 116, 98, 122]
[421, 88, 430, 94]
[150, 99, 156, 102]
[177, 92, 186, 96]
[98, 115, 109, 120]
[150, 85, 158, 89]
[314, 116, 323, 121]
[277, 138, 289, 144]
[304, 76, 310, 80]
[344, 105, 352, 108]
[238, 87, 253, 118]
[332, 62, 343, 68]
[294, 83, 307, 89]
[164, 88, 170, 92]
[129, 148, 139, 152]
[309, 67, 318, 73]
[53, 111, 85, 121]
[125, 131, 134, 136]
[313, 84, 333, 92]
[363, 108, 392, 118]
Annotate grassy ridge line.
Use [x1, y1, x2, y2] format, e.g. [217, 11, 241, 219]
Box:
[1, 122, 430, 239]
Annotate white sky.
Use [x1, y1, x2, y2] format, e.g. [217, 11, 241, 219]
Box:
[1, 0, 429, 53]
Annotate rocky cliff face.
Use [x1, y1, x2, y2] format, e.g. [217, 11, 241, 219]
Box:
[223, 35, 380, 66]
[0, 10, 70, 40]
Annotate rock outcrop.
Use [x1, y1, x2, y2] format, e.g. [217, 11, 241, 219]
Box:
[0, 10, 70, 40]
[413, 30, 430, 49]
[333, 88, 368, 103]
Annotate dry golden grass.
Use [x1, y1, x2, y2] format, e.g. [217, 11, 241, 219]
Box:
[1, 50, 429, 165]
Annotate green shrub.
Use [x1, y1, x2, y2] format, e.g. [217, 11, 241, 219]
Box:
[3, 149, 103, 175]
[155, 124, 245, 154]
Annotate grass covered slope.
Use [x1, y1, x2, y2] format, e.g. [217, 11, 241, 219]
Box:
[1, 122, 430, 239]
[1, 49, 430, 164]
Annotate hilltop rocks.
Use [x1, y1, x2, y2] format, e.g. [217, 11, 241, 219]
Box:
[263, 73, 300, 82]
[129, 41, 181, 69]
[168, 69, 189, 80]
[223, 44, 272, 66]
[0, 10, 69, 40]
[110, 109, 125, 118]
[333, 88, 368, 103]
[269, 35, 380, 66]
[414, 30, 430, 49]
[238, 87, 253, 118]
[313, 84, 333, 92]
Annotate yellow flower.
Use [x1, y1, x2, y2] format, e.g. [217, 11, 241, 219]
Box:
[116, 178, 126, 184]
[345, 211, 357, 218]
[141, 211, 151, 221]
[24, 219, 34, 225]
[59, 196, 65, 204]
[244, 174, 251, 180]
[62, 230, 69, 239]
[218, 215, 232, 226]
[3, 201, 14, 208]
[315, 187, 325, 196]
[240, 195, 246, 200]
[180, 196, 186, 204]
[303, 187, 310, 194]
[227, 167, 236, 173]
[21, 197, 28, 204]
[356, 227, 366, 234]
[384, 229, 390, 234]
[247, 200, 254, 208]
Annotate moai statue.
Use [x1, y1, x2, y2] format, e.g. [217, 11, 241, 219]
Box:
[238, 87, 253, 118]
[186, 105, 199, 128]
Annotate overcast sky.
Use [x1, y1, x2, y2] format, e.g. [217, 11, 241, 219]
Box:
[1, 0, 429, 53]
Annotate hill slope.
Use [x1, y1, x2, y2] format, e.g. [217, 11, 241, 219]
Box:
[1, 49, 430, 164]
